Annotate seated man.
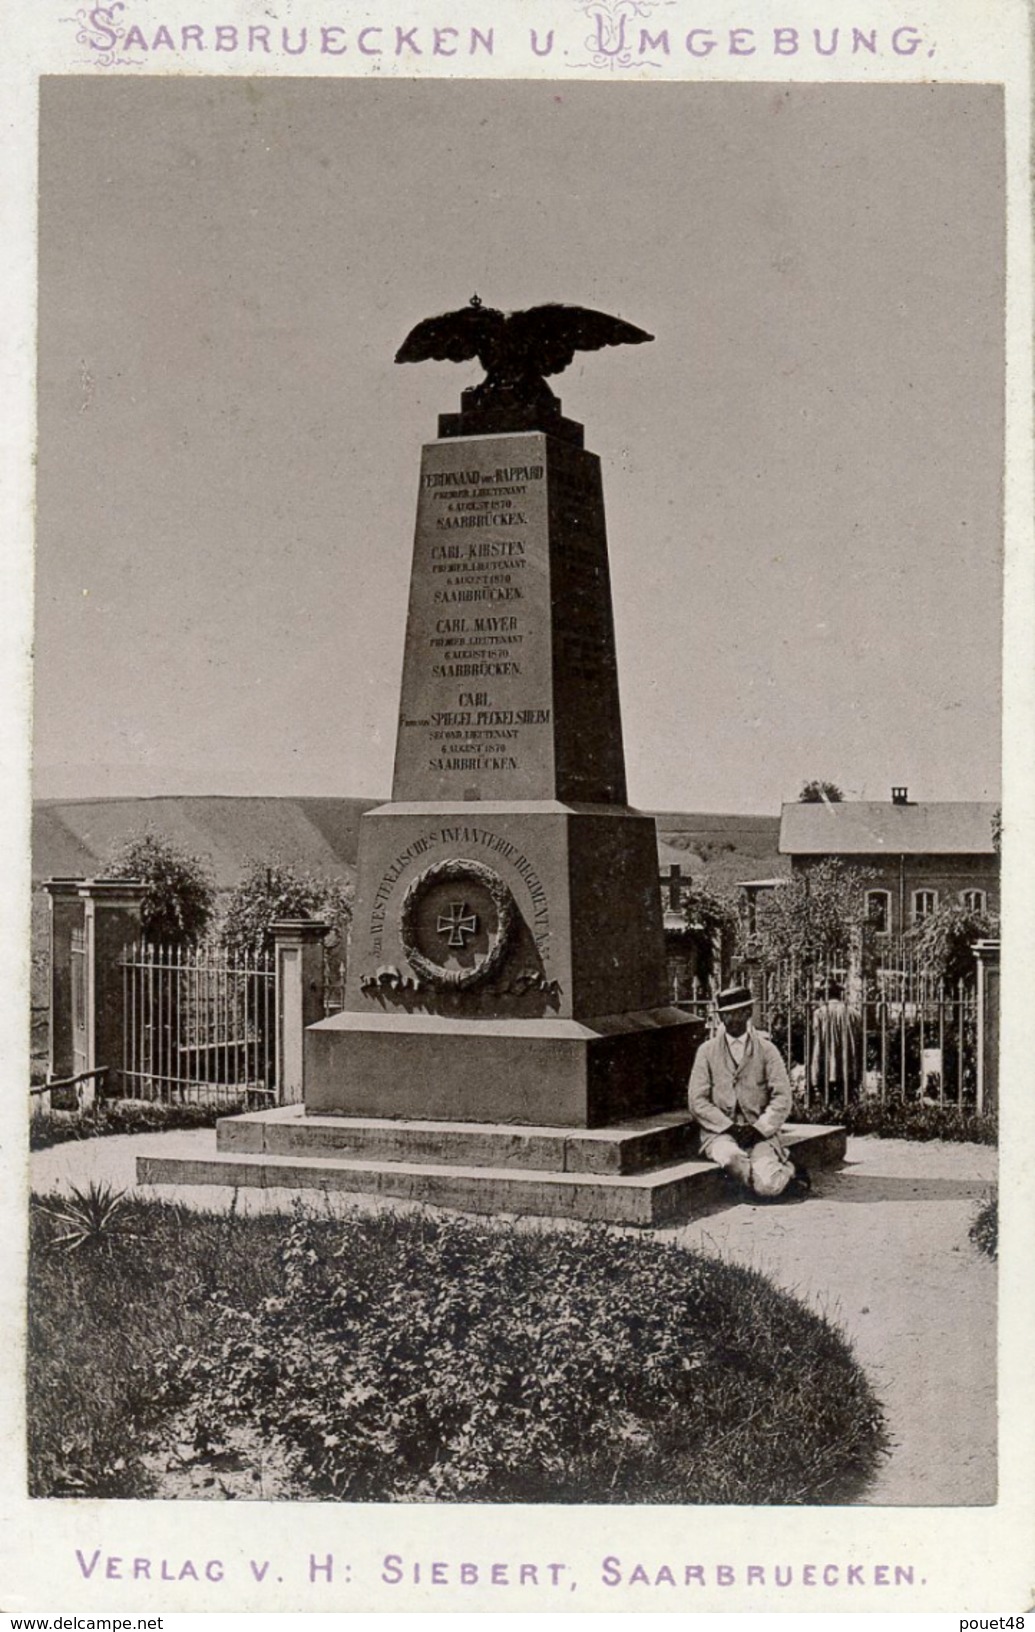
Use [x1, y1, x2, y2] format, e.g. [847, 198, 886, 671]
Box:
[689, 984, 803, 1200]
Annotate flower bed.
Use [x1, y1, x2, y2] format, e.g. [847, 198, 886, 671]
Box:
[29, 1196, 887, 1504]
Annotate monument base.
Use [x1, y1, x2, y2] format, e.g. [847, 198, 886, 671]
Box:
[137, 1109, 847, 1228]
[304, 1006, 701, 1128]
[437, 385, 585, 445]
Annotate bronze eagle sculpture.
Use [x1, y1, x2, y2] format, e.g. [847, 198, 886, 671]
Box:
[395, 296, 653, 412]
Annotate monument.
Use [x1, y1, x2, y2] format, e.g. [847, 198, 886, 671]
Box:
[140, 303, 845, 1221]
[305, 299, 700, 1127]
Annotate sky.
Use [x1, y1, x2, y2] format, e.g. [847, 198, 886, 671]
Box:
[34, 77, 1004, 813]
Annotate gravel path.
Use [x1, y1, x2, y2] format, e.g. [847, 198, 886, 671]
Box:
[30, 1128, 996, 1506]
[662, 1137, 998, 1506]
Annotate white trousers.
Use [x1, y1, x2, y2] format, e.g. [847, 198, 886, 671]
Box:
[703, 1131, 795, 1198]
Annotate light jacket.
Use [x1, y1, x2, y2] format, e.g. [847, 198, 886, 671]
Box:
[688, 1026, 792, 1142]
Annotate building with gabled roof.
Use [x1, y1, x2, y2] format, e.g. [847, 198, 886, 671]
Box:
[779, 789, 999, 936]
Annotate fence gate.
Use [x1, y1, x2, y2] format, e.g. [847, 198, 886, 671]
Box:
[120, 941, 277, 1107]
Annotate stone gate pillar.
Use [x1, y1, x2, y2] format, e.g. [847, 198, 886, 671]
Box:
[973, 939, 1000, 1116]
[78, 879, 146, 1099]
[43, 879, 86, 1085]
[273, 920, 330, 1104]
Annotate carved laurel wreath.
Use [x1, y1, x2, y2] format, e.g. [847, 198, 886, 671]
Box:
[399, 857, 515, 990]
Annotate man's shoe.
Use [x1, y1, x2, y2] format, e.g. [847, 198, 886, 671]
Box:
[720, 1167, 750, 1197]
[786, 1162, 812, 1198]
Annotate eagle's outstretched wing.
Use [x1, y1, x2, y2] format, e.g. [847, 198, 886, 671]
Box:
[395, 304, 507, 365]
[506, 305, 654, 377]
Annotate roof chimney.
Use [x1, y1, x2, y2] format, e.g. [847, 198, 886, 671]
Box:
[891, 786, 909, 806]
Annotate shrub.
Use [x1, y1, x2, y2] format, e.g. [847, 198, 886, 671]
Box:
[681, 879, 741, 985]
[969, 1193, 998, 1260]
[791, 1094, 997, 1146]
[907, 899, 999, 986]
[753, 860, 874, 967]
[157, 1206, 887, 1504]
[101, 828, 215, 946]
[221, 861, 352, 959]
[29, 1098, 242, 1151]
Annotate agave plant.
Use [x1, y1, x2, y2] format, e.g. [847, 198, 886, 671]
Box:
[36, 1181, 132, 1252]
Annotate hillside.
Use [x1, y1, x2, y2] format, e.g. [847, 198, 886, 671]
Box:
[32, 797, 785, 889]
[653, 812, 786, 887]
[32, 796, 380, 888]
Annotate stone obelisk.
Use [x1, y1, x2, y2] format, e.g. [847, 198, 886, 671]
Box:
[306, 353, 698, 1127]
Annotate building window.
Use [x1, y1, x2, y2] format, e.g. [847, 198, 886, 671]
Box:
[866, 890, 891, 934]
[962, 889, 986, 913]
[912, 889, 938, 923]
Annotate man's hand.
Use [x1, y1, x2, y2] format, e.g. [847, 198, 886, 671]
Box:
[734, 1125, 764, 1150]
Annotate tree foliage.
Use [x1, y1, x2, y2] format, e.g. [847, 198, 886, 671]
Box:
[798, 780, 844, 804]
[100, 827, 215, 946]
[221, 860, 353, 959]
[907, 898, 998, 985]
[752, 860, 873, 967]
[681, 879, 742, 984]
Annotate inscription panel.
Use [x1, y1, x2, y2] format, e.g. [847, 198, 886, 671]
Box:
[392, 433, 556, 802]
[345, 812, 569, 1018]
[362, 823, 553, 968]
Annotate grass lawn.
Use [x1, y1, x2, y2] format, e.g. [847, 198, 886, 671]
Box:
[28, 1190, 887, 1504]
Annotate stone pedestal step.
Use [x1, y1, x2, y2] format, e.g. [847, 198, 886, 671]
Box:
[217, 1104, 700, 1175]
[138, 1123, 846, 1228]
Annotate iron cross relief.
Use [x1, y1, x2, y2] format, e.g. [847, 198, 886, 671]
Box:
[437, 901, 479, 948]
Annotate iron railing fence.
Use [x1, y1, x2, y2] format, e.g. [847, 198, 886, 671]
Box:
[676, 940, 980, 1109]
[750, 958, 977, 1110]
[671, 973, 714, 1033]
[119, 940, 276, 1107]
